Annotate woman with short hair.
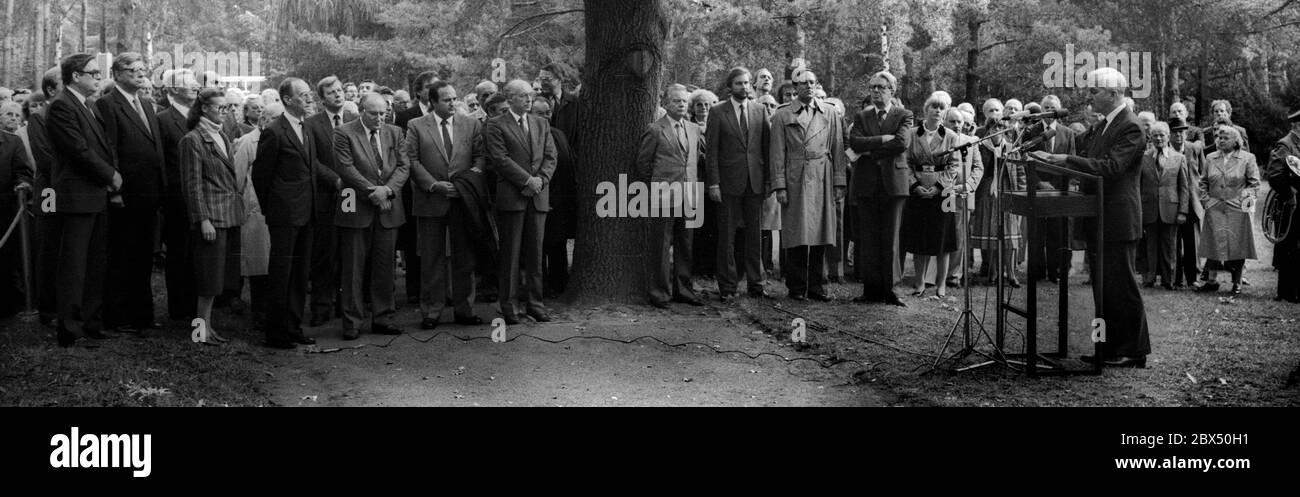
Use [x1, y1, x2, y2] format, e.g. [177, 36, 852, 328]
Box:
[902, 91, 962, 297]
[1196, 125, 1259, 295]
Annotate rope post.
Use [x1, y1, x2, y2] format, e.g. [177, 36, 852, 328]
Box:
[19, 187, 35, 317]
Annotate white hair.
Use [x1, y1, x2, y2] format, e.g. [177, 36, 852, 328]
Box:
[924, 91, 953, 110]
[1091, 67, 1129, 89]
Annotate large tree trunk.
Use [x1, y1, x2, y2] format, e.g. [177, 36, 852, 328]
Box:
[3, 0, 13, 86]
[965, 18, 982, 106]
[35, 0, 46, 84]
[115, 0, 134, 53]
[568, 0, 666, 304]
[80, 0, 87, 53]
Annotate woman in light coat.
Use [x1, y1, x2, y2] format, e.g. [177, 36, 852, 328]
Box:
[1196, 125, 1259, 295]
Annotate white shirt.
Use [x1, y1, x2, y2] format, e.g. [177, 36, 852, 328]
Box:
[432, 112, 454, 149]
[419, 101, 431, 117]
[732, 97, 748, 131]
[171, 102, 191, 120]
[1100, 103, 1127, 136]
[509, 110, 529, 134]
[363, 120, 383, 166]
[284, 112, 305, 143]
[326, 109, 344, 128]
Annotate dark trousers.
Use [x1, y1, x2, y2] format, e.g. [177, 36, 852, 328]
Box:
[854, 196, 904, 300]
[717, 192, 765, 294]
[249, 274, 270, 327]
[542, 228, 570, 296]
[1143, 221, 1178, 285]
[786, 245, 828, 298]
[56, 212, 108, 336]
[340, 224, 397, 331]
[1174, 217, 1201, 286]
[1029, 218, 1070, 281]
[34, 214, 61, 321]
[648, 216, 696, 304]
[1089, 241, 1151, 359]
[163, 197, 196, 319]
[0, 207, 22, 316]
[104, 207, 158, 328]
[1277, 238, 1300, 301]
[497, 206, 546, 317]
[266, 223, 313, 341]
[417, 208, 475, 321]
[310, 213, 339, 314]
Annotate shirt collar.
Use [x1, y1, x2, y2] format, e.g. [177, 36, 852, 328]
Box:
[1103, 103, 1126, 126]
[871, 101, 892, 115]
[171, 102, 191, 118]
[285, 112, 304, 128]
[419, 101, 431, 116]
[115, 85, 139, 104]
[433, 112, 453, 128]
[509, 110, 528, 124]
[68, 87, 91, 107]
[732, 96, 747, 107]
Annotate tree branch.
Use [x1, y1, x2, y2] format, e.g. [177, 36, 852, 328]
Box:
[499, 8, 584, 39]
[1267, 0, 1297, 17]
[1224, 18, 1300, 35]
[978, 38, 1026, 53]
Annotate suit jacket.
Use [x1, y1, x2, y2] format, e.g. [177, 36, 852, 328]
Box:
[1064, 107, 1147, 242]
[252, 114, 318, 227]
[157, 106, 189, 200]
[395, 104, 425, 131]
[549, 91, 580, 146]
[333, 119, 409, 229]
[222, 119, 255, 141]
[405, 113, 485, 218]
[705, 98, 769, 196]
[1028, 121, 1078, 190]
[636, 115, 703, 185]
[485, 111, 556, 212]
[96, 87, 165, 211]
[305, 111, 350, 214]
[1172, 140, 1206, 218]
[848, 104, 914, 199]
[47, 90, 116, 214]
[180, 127, 243, 228]
[1139, 147, 1191, 224]
[0, 132, 34, 214]
[26, 112, 54, 216]
[952, 132, 984, 210]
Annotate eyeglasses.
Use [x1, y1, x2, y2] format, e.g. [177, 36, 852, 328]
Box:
[77, 69, 103, 79]
[869, 84, 890, 91]
[363, 110, 388, 117]
[217, 104, 238, 112]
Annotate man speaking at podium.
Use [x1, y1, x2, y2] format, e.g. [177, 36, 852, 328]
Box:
[1031, 67, 1150, 368]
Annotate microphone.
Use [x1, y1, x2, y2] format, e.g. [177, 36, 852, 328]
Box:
[1008, 109, 1069, 120]
[1014, 128, 1057, 152]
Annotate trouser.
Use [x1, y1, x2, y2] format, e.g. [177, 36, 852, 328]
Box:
[497, 206, 546, 317]
[418, 207, 475, 320]
[542, 227, 570, 296]
[1205, 259, 1245, 285]
[1276, 238, 1300, 301]
[34, 214, 61, 322]
[854, 196, 904, 300]
[105, 207, 158, 327]
[56, 212, 108, 336]
[310, 212, 339, 315]
[1174, 217, 1201, 286]
[164, 196, 196, 319]
[340, 224, 398, 330]
[0, 207, 23, 316]
[266, 223, 313, 341]
[648, 216, 696, 304]
[1143, 221, 1178, 285]
[786, 244, 828, 298]
[717, 192, 765, 294]
[1089, 241, 1151, 359]
[1029, 218, 1070, 281]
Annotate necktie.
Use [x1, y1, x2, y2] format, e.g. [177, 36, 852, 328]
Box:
[518, 116, 528, 135]
[675, 122, 687, 154]
[1097, 118, 1109, 136]
[441, 118, 454, 159]
[133, 98, 151, 136]
[738, 104, 749, 146]
[333, 114, 341, 129]
[877, 109, 887, 123]
[370, 129, 383, 173]
[518, 116, 531, 153]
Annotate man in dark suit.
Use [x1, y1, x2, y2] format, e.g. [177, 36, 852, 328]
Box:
[28, 67, 61, 326]
[0, 117, 33, 317]
[47, 53, 122, 347]
[1139, 122, 1190, 289]
[1026, 95, 1078, 283]
[252, 78, 320, 349]
[333, 93, 410, 339]
[303, 75, 359, 326]
[537, 62, 579, 297]
[158, 69, 200, 321]
[1169, 117, 1206, 288]
[393, 71, 440, 305]
[1266, 109, 1300, 303]
[96, 53, 165, 332]
[637, 84, 704, 308]
[406, 81, 487, 329]
[704, 67, 770, 301]
[485, 79, 556, 324]
[1032, 67, 1151, 368]
[848, 71, 913, 307]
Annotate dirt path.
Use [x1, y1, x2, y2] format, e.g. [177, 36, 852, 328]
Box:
[264, 303, 883, 407]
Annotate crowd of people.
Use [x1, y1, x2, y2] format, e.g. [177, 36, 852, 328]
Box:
[1, 53, 1297, 363]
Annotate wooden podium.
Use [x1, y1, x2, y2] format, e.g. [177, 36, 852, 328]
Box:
[1000, 157, 1105, 376]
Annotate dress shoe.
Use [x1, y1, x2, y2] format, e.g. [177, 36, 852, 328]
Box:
[454, 315, 485, 326]
[1162, 283, 1174, 291]
[1105, 356, 1147, 368]
[501, 314, 521, 325]
[789, 294, 806, 301]
[372, 323, 403, 335]
[852, 295, 875, 303]
[1079, 354, 1099, 365]
[884, 295, 907, 307]
[85, 329, 118, 340]
[748, 289, 772, 299]
[342, 328, 360, 340]
[113, 325, 142, 335]
[526, 311, 552, 323]
[673, 296, 704, 306]
[1195, 281, 1220, 293]
[288, 333, 316, 345]
[1231, 284, 1242, 295]
[649, 300, 670, 309]
[808, 293, 832, 302]
[1142, 280, 1155, 288]
[264, 338, 297, 349]
[57, 329, 78, 347]
[421, 318, 439, 330]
